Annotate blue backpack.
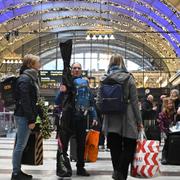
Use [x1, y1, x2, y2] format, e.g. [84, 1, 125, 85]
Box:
[98, 74, 130, 114]
[73, 78, 91, 112]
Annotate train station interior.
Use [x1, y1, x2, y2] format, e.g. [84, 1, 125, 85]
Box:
[0, 0, 180, 180]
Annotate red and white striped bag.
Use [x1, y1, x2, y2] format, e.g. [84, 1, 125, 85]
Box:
[131, 130, 161, 178]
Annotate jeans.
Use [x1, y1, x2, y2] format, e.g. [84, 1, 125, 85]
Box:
[12, 116, 31, 174]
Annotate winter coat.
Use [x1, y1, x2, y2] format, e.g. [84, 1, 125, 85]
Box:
[96, 68, 142, 139]
[14, 68, 40, 124]
[141, 99, 156, 120]
[157, 111, 175, 134]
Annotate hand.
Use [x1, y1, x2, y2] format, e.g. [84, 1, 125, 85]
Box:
[60, 85, 67, 92]
[92, 119, 98, 127]
[177, 107, 180, 115]
[161, 132, 167, 139]
[152, 106, 157, 111]
[28, 123, 35, 130]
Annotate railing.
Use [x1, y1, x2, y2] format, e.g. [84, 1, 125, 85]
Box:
[0, 112, 57, 137]
[0, 112, 15, 137]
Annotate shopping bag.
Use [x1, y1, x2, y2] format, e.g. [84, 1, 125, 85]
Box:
[131, 130, 160, 178]
[56, 134, 72, 177]
[84, 129, 100, 162]
[21, 132, 43, 165]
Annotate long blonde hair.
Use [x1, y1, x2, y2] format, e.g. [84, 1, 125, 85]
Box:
[162, 97, 175, 115]
[108, 54, 126, 69]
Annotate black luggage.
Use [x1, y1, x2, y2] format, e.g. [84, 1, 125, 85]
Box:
[145, 126, 161, 141]
[166, 133, 180, 165]
[70, 136, 77, 161]
[143, 119, 161, 141]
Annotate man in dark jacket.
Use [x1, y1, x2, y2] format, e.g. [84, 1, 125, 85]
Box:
[55, 62, 97, 177]
[141, 94, 157, 121]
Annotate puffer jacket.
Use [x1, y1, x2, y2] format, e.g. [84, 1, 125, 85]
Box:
[14, 69, 39, 124]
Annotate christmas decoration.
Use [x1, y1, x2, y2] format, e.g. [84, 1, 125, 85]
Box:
[36, 98, 52, 139]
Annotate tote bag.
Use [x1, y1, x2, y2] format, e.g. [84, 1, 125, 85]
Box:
[131, 130, 160, 178]
[84, 129, 100, 162]
[21, 132, 43, 165]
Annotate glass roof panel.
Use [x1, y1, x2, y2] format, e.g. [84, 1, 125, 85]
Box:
[0, 1, 178, 32]
[0, 11, 13, 23]
[33, 3, 53, 11]
[149, 11, 169, 26]
[14, 5, 32, 16]
[0, 0, 179, 57]
[0, 0, 23, 11]
[171, 14, 180, 29]
[0, 2, 5, 10]
[133, 3, 150, 14]
[151, 0, 174, 16]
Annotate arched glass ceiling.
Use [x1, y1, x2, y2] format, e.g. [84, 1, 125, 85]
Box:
[0, 0, 179, 56]
[14, 33, 168, 72]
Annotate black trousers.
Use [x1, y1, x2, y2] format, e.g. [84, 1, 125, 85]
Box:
[60, 112, 87, 169]
[162, 137, 168, 160]
[107, 133, 137, 180]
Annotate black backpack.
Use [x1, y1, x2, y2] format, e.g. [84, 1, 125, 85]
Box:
[98, 73, 130, 114]
[0, 76, 18, 110]
[0, 73, 34, 110]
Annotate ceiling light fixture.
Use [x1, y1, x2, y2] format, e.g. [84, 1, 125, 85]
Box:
[86, 0, 115, 41]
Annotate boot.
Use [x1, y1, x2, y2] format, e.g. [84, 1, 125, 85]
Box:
[161, 150, 167, 165]
[112, 171, 125, 180]
[11, 172, 32, 180]
[77, 167, 90, 176]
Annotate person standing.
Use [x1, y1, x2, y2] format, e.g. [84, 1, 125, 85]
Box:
[170, 89, 180, 122]
[96, 54, 143, 180]
[55, 62, 98, 177]
[141, 94, 157, 122]
[11, 54, 41, 180]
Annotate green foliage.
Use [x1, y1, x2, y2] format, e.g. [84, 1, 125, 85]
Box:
[36, 98, 52, 139]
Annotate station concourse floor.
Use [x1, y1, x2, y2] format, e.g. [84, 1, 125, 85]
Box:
[0, 132, 180, 180]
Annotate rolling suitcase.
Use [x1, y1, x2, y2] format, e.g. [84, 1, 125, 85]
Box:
[145, 126, 161, 141]
[144, 119, 161, 141]
[167, 133, 180, 165]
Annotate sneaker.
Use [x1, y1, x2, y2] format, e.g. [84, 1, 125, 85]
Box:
[161, 159, 168, 165]
[20, 171, 33, 179]
[77, 168, 90, 176]
[99, 145, 105, 151]
[11, 172, 32, 180]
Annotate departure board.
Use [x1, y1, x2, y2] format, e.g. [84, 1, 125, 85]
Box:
[39, 70, 88, 88]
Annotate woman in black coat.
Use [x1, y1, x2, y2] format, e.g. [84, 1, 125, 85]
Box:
[12, 54, 41, 180]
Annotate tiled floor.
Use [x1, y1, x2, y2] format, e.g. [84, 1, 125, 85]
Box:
[1, 133, 180, 180]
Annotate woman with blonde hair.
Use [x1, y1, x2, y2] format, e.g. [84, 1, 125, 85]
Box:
[157, 97, 175, 164]
[97, 54, 143, 180]
[11, 54, 41, 180]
